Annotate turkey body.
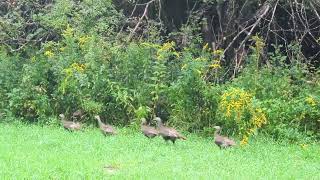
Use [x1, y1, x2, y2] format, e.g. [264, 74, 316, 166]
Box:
[59, 114, 82, 131]
[213, 126, 236, 149]
[141, 118, 159, 138]
[155, 117, 186, 144]
[95, 115, 117, 136]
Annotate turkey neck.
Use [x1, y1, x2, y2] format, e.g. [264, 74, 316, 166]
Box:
[60, 116, 68, 123]
[214, 129, 221, 137]
[157, 121, 164, 128]
[96, 117, 104, 126]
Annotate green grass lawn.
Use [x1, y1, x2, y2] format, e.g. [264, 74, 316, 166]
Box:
[0, 123, 319, 179]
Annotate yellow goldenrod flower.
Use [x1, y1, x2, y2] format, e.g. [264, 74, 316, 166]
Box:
[78, 35, 90, 46]
[252, 35, 265, 52]
[305, 96, 317, 106]
[156, 41, 178, 61]
[226, 106, 231, 117]
[209, 63, 221, 69]
[71, 63, 86, 72]
[160, 41, 175, 51]
[203, 43, 209, 50]
[44, 50, 54, 58]
[240, 135, 249, 146]
[300, 144, 308, 149]
[64, 68, 73, 76]
[181, 64, 187, 70]
[62, 24, 74, 38]
[219, 88, 253, 122]
[219, 88, 267, 143]
[31, 56, 36, 62]
[213, 49, 224, 56]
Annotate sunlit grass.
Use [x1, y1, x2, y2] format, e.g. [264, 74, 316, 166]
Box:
[0, 123, 319, 179]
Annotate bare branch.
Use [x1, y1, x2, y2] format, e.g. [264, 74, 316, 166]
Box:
[128, 0, 156, 41]
[223, 1, 272, 56]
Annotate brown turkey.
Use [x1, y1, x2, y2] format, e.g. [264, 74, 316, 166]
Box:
[213, 126, 236, 149]
[155, 117, 186, 144]
[94, 115, 117, 136]
[59, 114, 82, 131]
[72, 109, 85, 121]
[141, 118, 159, 138]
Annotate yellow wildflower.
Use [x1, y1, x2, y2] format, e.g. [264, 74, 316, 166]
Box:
[306, 96, 317, 106]
[209, 63, 221, 69]
[300, 144, 308, 149]
[62, 24, 74, 38]
[71, 63, 86, 72]
[225, 106, 231, 117]
[44, 50, 54, 58]
[156, 41, 177, 60]
[252, 35, 265, 52]
[79, 35, 90, 46]
[219, 88, 253, 122]
[240, 135, 249, 146]
[219, 88, 267, 144]
[160, 41, 175, 51]
[203, 43, 209, 50]
[213, 49, 224, 56]
[31, 56, 36, 62]
[251, 108, 267, 128]
[64, 68, 73, 76]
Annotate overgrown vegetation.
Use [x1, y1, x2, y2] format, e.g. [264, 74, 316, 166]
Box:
[0, 0, 319, 142]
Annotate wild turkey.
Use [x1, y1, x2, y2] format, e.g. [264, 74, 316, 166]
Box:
[72, 109, 85, 121]
[141, 118, 159, 138]
[59, 114, 82, 131]
[213, 126, 236, 149]
[155, 117, 186, 144]
[94, 115, 117, 136]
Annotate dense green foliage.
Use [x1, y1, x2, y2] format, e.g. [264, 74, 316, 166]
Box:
[0, 123, 319, 179]
[0, 0, 319, 142]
